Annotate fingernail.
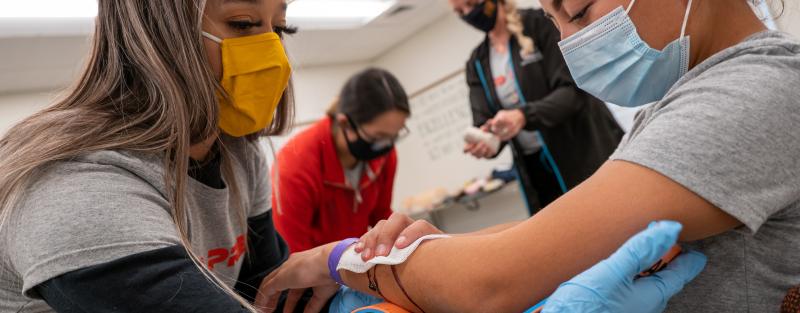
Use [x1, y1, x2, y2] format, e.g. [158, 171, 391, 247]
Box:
[396, 236, 407, 247]
[363, 248, 372, 259]
[376, 244, 388, 256]
[355, 242, 364, 251]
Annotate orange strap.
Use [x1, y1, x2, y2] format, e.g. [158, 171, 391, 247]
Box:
[352, 302, 412, 313]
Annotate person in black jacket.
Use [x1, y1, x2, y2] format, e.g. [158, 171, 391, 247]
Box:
[454, 0, 624, 214]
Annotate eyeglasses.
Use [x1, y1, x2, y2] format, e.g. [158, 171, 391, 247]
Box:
[346, 115, 411, 149]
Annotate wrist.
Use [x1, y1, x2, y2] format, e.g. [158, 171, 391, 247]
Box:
[320, 241, 339, 259]
[515, 108, 527, 127]
[312, 242, 338, 283]
[327, 238, 359, 285]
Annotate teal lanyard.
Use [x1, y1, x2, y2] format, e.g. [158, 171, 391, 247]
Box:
[504, 43, 569, 194]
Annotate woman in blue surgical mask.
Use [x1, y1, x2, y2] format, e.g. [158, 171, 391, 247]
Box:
[258, 0, 800, 312]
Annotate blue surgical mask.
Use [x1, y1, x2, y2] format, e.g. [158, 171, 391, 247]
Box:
[558, 0, 693, 107]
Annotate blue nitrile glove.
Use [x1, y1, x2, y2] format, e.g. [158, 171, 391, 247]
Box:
[541, 221, 707, 313]
[329, 286, 383, 313]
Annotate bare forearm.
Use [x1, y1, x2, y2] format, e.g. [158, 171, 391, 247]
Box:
[340, 208, 638, 312]
[338, 161, 740, 312]
[340, 236, 503, 313]
[336, 221, 521, 312]
[460, 221, 520, 236]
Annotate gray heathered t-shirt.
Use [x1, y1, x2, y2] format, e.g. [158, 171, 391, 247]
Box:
[344, 161, 365, 189]
[611, 31, 800, 312]
[0, 136, 271, 312]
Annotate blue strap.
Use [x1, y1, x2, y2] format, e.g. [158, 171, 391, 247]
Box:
[506, 43, 568, 195]
[536, 132, 568, 194]
[474, 60, 501, 114]
[539, 152, 553, 174]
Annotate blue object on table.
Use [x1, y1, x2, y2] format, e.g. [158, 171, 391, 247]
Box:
[330, 286, 383, 313]
[491, 168, 518, 183]
[540, 221, 707, 313]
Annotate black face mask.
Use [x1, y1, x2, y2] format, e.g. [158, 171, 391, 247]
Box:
[461, 0, 499, 33]
[343, 116, 394, 161]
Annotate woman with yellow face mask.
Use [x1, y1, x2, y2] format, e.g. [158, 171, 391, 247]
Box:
[0, 0, 352, 312]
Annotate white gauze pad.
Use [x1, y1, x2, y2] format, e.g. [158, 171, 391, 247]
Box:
[336, 234, 451, 273]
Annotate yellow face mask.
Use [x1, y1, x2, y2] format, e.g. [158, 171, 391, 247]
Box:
[203, 31, 292, 137]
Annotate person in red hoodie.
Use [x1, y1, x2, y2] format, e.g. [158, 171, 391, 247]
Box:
[272, 68, 410, 253]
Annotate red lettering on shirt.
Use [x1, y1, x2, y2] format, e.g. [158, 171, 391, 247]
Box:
[207, 249, 228, 270]
[228, 235, 246, 266]
[206, 234, 247, 270]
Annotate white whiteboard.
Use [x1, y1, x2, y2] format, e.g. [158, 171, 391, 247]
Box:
[392, 71, 514, 209]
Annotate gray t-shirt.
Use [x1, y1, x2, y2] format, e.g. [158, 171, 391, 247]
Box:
[344, 162, 364, 189]
[0, 136, 271, 312]
[611, 31, 800, 312]
[490, 45, 542, 154]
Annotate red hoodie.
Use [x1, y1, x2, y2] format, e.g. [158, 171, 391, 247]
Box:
[271, 117, 396, 252]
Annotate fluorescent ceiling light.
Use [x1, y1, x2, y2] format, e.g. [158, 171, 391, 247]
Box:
[288, 0, 396, 29]
[0, 0, 98, 18]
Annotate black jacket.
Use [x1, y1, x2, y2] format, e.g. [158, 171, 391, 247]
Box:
[466, 9, 624, 207]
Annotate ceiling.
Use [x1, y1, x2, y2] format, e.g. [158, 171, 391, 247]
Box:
[283, 0, 451, 67]
[0, 0, 451, 94]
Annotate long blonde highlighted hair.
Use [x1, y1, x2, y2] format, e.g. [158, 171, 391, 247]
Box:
[0, 0, 292, 311]
[502, 0, 536, 56]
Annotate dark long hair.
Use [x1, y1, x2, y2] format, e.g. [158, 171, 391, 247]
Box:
[327, 68, 410, 124]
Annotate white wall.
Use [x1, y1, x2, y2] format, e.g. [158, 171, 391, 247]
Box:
[776, 1, 800, 38]
[0, 91, 59, 134]
[291, 62, 370, 124]
[375, 15, 483, 93]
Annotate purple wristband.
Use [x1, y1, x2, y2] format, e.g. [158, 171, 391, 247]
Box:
[328, 238, 359, 286]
